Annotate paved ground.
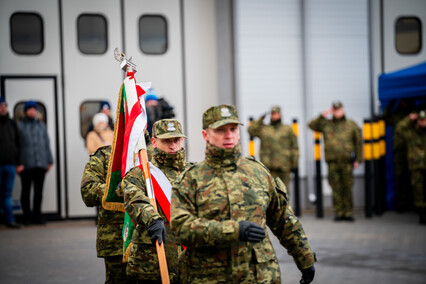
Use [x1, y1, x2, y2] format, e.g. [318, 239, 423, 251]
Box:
[0, 211, 425, 284]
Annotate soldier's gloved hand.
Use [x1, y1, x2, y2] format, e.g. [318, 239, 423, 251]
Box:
[147, 219, 166, 245]
[239, 221, 265, 243]
[300, 265, 315, 284]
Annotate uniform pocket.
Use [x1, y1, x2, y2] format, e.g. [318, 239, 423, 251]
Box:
[253, 241, 276, 263]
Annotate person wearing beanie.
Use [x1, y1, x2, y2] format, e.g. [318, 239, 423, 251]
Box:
[145, 89, 160, 137]
[86, 112, 114, 155]
[308, 101, 362, 222]
[171, 104, 316, 283]
[248, 105, 299, 189]
[17, 100, 53, 225]
[0, 97, 23, 228]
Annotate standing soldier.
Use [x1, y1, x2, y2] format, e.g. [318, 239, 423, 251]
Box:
[171, 104, 316, 283]
[81, 145, 134, 284]
[393, 111, 418, 212]
[308, 101, 362, 221]
[404, 109, 426, 224]
[248, 106, 299, 189]
[123, 119, 191, 282]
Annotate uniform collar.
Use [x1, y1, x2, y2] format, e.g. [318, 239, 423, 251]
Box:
[205, 142, 241, 169]
[152, 147, 186, 170]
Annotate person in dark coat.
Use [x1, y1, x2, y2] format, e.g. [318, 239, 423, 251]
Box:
[17, 100, 53, 225]
[0, 97, 23, 228]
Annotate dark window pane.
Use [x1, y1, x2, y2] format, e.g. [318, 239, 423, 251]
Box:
[139, 15, 168, 54]
[10, 13, 44, 55]
[395, 17, 422, 54]
[77, 14, 108, 54]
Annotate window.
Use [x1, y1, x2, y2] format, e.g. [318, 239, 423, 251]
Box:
[395, 17, 422, 54]
[10, 13, 44, 55]
[139, 15, 168, 54]
[13, 101, 47, 124]
[77, 14, 108, 54]
[80, 101, 112, 138]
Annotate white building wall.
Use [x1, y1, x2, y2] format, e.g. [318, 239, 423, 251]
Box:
[235, 0, 370, 200]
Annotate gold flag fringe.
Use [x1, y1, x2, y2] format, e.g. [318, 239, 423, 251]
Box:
[103, 84, 125, 212]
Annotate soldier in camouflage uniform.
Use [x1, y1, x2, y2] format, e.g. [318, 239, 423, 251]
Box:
[402, 110, 426, 224]
[308, 101, 362, 221]
[393, 111, 418, 212]
[170, 104, 316, 284]
[248, 105, 299, 189]
[123, 119, 191, 282]
[81, 131, 151, 284]
[81, 145, 133, 284]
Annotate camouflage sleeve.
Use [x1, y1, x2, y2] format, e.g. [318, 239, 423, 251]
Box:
[291, 129, 299, 168]
[170, 169, 239, 247]
[393, 116, 411, 152]
[247, 116, 265, 138]
[123, 166, 161, 226]
[353, 122, 363, 163]
[80, 148, 106, 207]
[308, 115, 326, 132]
[266, 177, 316, 270]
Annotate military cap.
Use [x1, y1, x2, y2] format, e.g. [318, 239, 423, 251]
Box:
[419, 110, 426, 119]
[202, 104, 243, 129]
[271, 106, 281, 113]
[332, 101, 343, 109]
[153, 119, 186, 139]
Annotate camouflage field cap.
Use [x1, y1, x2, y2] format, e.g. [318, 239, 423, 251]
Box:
[153, 119, 187, 139]
[271, 106, 281, 113]
[419, 110, 426, 119]
[202, 104, 243, 129]
[332, 101, 343, 109]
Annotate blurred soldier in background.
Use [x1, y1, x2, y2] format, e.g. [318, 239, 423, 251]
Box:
[403, 109, 426, 224]
[171, 104, 316, 284]
[248, 106, 299, 189]
[122, 119, 190, 282]
[393, 109, 418, 212]
[308, 101, 362, 221]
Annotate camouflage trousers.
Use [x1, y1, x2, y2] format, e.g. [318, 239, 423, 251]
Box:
[410, 170, 426, 208]
[104, 256, 135, 284]
[327, 162, 354, 217]
[270, 169, 291, 193]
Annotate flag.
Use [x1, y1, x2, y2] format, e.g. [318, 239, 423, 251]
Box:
[102, 72, 150, 211]
[102, 71, 150, 261]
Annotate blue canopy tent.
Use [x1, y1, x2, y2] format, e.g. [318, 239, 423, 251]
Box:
[378, 61, 426, 210]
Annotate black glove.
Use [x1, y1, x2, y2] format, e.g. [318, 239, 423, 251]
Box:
[300, 265, 315, 284]
[239, 221, 265, 243]
[147, 219, 166, 245]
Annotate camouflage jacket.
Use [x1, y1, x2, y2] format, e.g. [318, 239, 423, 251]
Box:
[393, 116, 414, 171]
[309, 115, 362, 163]
[123, 148, 191, 281]
[170, 142, 316, 283]
[404, 122, 426, 170]
[80, 145, 124, 258]
[248, 118, 299, 170]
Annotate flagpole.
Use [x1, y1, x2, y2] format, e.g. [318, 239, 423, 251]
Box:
[114, 48, 170, 284]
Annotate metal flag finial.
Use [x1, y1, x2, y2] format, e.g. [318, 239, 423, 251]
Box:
[114, 48, 137, 73]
